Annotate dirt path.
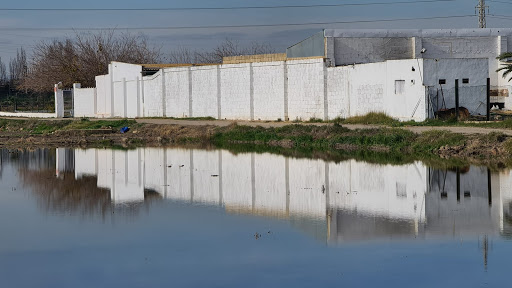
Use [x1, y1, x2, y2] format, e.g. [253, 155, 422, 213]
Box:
[136, 118, 512, 135]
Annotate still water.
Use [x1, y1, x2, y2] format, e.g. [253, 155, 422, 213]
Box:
[1, 148, 511, 287]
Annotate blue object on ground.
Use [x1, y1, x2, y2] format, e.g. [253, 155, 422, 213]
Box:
[120, 127, 130, 133]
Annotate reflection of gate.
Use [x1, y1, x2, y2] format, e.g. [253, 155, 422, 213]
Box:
[62, 89, 74, 117]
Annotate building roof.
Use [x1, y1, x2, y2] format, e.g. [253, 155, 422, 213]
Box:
[324, 28, 512, 38]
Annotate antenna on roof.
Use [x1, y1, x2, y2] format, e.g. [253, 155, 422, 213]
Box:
[476, 0, 489, 28]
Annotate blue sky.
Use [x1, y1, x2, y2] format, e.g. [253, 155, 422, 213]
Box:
[1, 0, 512, 64]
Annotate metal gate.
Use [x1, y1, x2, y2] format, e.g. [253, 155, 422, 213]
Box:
[62, 89, 74, 118]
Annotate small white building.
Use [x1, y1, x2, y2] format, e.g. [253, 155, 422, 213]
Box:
[288, 28, 512, 109]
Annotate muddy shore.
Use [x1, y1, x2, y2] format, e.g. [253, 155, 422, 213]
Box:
[0, 118, 511, 169]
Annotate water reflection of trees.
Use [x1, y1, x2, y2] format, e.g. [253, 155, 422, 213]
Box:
[19, 169, 112, 218]
[11, 150, 162, 218]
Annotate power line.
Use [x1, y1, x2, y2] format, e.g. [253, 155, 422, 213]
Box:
[0, 15, 476, 31]
[0, 0, 458, 11]
[488, 0, 512, 5]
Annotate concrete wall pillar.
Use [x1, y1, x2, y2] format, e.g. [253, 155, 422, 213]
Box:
[188, 67, 193, 117]
[284, 62, 289, 121]
[250, 63, 254, 121]
[122, 77, 127, 118]
[136, 76, 141, 118]
[72, 83, 81, 118]
[109, 63, 114, 117]
[140, 77, 145, 118]
[161, 70, 166, 117]
[54, 84, 64, 118]
[217, 65, 222, 119]
[323, 64, 329, 121]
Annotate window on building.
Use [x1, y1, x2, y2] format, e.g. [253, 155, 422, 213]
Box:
[439, 79, 446, 85]
[395, 80, 405, 95]
[462, 78, 469, 84]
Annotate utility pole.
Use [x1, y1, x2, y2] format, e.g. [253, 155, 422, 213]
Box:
[476, 0, 488, 28]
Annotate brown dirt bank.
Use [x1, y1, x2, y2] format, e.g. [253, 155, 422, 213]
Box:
[0, 119, 510, 168]
[0, 123, 217, 149]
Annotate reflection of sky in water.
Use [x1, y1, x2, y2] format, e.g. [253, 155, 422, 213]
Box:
[1, 148, 512, 287]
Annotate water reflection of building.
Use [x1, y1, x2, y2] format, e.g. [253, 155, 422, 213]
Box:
[57, 147, 512, 243]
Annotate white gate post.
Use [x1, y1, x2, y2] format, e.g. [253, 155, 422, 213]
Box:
[54, 84, 64, 118]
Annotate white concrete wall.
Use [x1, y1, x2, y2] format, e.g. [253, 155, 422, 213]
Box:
[111, 61, 142, 82]
[86, 57, 486, 121]
[74, 87, 96, 117]
[327, 59, 426, 121]
[113, 81, 125, 117]
[126, 79, 139, 118]
[252, 61, 286, 121]
[95, 74, 111, 117]
[287, 59, 326, 121]
[143, 71, 164, 117]
[164, 67, 190, 118]
[191, 66, 218, 118]
[220, 63, 251, 120]
[385, 60, 426, 121]
[327, 67, 349, 119]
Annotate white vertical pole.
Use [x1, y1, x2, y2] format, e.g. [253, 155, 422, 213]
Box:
[162, 70, 166, 117]
[122, 77, 127, 118]
[136, 76, 141, 118]
[54, 84, 64, 118]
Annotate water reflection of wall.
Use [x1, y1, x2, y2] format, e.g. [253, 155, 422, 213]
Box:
[64, 147, 512, 242]
[426, 167, 502, 237]
[70, 147, 427, 222]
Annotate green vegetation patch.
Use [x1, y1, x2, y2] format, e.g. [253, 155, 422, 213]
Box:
[340, 112, 399, 125]
[412, 130, 465, 153]
[64, 118, 137, 130]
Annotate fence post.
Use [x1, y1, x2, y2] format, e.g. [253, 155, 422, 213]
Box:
[455, 79, 459, 121]
[487, 78, 490, 121]
[122, 78, 127, 118]
[73, 83, 81, 118]
[54, 84, 64, 118]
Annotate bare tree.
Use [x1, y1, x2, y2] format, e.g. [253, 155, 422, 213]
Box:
[0, 57, 7, 86]
[22, 30, 162, 92]
[168, 38, 275, 64]
[9, 47, 27, 89]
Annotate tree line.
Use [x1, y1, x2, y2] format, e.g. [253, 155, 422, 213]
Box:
[0, 30, 274, 94]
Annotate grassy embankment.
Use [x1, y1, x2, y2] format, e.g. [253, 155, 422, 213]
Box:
[0, 115, 511, 168]
[334, 111, 512, 129]
[0, 118, 138, 134]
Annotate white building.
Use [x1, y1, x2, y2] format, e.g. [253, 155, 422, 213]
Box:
[289, 28, 512, 108]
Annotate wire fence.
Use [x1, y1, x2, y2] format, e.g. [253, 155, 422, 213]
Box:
[0, 86, 55, 113]
[427, 85, 488, 120]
